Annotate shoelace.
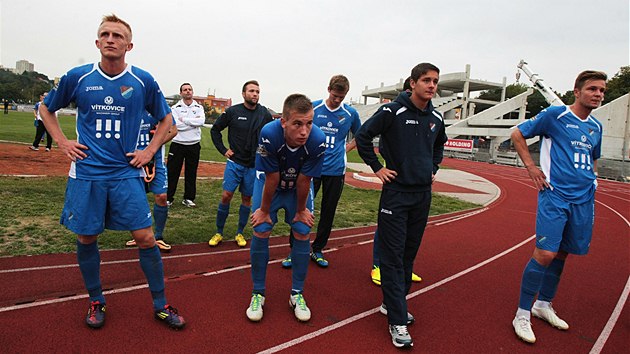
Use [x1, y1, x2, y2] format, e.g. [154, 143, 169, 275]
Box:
[392, 325, 409, 336]
[164, 305, 179, 315]
[89, 302, 100, 320]
[295, 294, 307, 310]
[516, 317, 532, 330]
[251, 295, 262, 311]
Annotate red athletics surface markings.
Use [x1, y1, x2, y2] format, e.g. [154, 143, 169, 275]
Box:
[0, 149, 628, 353]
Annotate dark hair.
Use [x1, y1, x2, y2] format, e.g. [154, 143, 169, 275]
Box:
[411, 63, 440, 81]
[328, 75, 350, 92]
[282, 94, 312, 120]
[574, 70, 607, 89]
[180, 83, 193, 92]
[242, 80, 259, 92]
[403, 76, 412, 91]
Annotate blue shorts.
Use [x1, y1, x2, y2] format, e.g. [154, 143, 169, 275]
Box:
[61, 178, 153, 235]
[222, 160, 255, 197]
[147, 164, 167, 195]
[535, 189, 595, 255]
[251, 172, 314, 235]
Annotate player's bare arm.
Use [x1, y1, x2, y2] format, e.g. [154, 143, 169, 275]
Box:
[251, 172, 278, 227]
[40, 103, 88, 161]
[127, 113, 172, 167]
[511, 128, 549, 190]
[292, 173, 314, 227]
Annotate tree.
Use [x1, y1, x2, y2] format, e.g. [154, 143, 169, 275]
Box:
[604, 66, 630, 104]
[0, 69, 53, 103]
[475, 83, 550, 118]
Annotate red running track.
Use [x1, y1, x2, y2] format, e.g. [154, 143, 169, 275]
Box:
[0, 159, 627, 353]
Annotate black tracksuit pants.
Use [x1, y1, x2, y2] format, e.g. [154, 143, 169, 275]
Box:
[377, 188, 431, 325]
[288, 174, 345, 251]
[32, 121, 52, 149]
[166, 141, 200, 202]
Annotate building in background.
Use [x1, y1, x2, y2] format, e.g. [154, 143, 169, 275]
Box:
[15, 60, 34, 74]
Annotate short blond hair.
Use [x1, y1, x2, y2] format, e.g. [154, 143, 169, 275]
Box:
[98, 14, 132, 41]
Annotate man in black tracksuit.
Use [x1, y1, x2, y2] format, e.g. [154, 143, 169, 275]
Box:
[356, 63, 447, 349]
[209, 80, 273, 248]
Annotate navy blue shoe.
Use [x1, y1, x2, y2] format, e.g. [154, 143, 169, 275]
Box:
[155, 305, 186, 329]
[310, 251, 329, 268]
[86, 301, 106, 329]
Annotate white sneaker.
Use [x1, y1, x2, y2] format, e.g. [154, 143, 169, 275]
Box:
[246, 294, 265, 322]
[389, 324, 413, 348]
[513, 315, 536, 343]
[532, 303, 569, 330]
[182, 199, 196, 207]
[289, 293, 311, 322]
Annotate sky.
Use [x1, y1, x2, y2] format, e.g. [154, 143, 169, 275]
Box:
[1, 0, 628, 111]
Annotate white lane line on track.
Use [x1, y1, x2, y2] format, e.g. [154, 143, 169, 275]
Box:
[596, 200, 630, 227]
[0, 208, 489, 275]
[0, 208, 487, 312]
[256, 235, 536, 354]
[589, 276, 630, 354]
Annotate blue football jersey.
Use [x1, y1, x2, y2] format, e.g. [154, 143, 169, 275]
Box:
[312, 100, 361, 175]
[44, 63, 171, 180]
[255, 119, 326, 191]
[517, 105, 602, 203]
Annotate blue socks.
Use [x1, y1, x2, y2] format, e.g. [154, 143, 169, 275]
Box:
[539, 258, 565, 302]
[250, 236, 269, 296]
[518, 258, 547, 311]
[139, 246, 166, 310]
[238, 204, 251, 234]
[216, 202, 230, 234]
[291, 238, 310, 293]
[153, 204, 168, 240]
[76, 240, 105, 304]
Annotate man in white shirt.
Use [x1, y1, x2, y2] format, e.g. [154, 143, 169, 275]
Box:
[166, 83, 206, 207]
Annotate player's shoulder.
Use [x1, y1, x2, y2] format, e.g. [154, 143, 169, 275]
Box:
[341, 103, 359, 116]
[128, 65, 155, 80]
[64, 63, 98, 81]
[312, 99, 325, 109]
[261, 118, 281, 135]
[309, 125, 326, 142]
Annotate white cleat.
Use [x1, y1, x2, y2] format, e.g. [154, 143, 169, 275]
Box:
[513, 316, 536, 343]
[289, 293, 311, 322]
[246, 294, 265, 322]
[532, 303, 569, 330]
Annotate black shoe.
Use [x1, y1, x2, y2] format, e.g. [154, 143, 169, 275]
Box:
[85, 301, 106, 328]
[154, 305, 186, 329]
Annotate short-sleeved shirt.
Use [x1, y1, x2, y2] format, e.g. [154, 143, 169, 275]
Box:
[255, 119, 326, 191]
[44, 63, 171, 180]
[517, 105, 602, 203]
[312, 100, 361, 175]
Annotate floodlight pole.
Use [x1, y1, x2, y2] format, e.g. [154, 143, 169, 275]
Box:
[517, 60, 564, 106]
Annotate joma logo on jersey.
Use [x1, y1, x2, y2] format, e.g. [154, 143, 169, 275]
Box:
[85, 86, 104, 92]
[238, 116, 248, 120]
[380, 208, 392, 215]
[566, 123, 579, 129]
[405, 120, 418, 125]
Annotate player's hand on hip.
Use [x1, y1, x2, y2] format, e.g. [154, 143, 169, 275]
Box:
[293, 209, 314, 228]
[126, 149, 153, 168]
[375, 167, 397, 184]
[526, 165, 550, 190]
[251, 208, 272, 227]
[225, 149, 234, 159]
[60, 140, 88, 161]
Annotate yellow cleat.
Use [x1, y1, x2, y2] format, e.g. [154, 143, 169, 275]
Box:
[235, 233, 247, 247]
[209, 233, 223, 247]
[411, 272, 422, 282]
[371, 266, 381, 286]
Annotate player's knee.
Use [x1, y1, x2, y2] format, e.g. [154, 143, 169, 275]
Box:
[154, 193, 167, 206]
[254, 231, 271, 239]
[242, 195, 252, 206]
[293, 231, 310, 241]
[532, 248, 556, 266]
[77, 235, 98, 244]
[221, 190, 234, 204]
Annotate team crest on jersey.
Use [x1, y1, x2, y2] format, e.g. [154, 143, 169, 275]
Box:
[120, 86, 134, 99]
[429, 122, 436, 132]
[588, 128, 594, 135]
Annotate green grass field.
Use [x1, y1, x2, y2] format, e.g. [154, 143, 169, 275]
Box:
[0, 111, 479, 257]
